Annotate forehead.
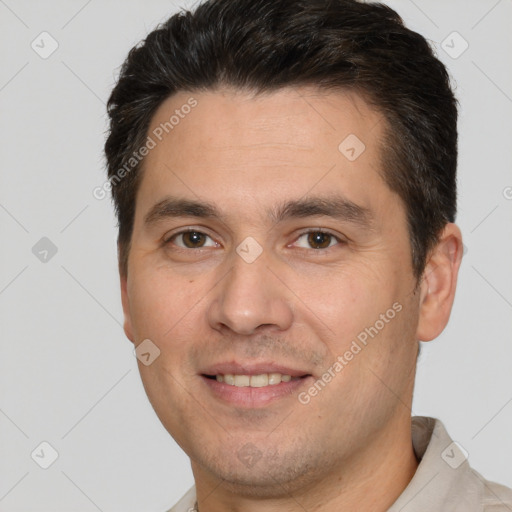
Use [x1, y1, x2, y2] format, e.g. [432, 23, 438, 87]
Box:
[137, 86, 392, 223]
[147, 85, 384, 154]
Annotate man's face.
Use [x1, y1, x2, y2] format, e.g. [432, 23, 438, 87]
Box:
[121, 87, 422, 494]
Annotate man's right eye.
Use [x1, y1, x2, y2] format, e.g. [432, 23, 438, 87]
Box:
[165, 230, 218, 249]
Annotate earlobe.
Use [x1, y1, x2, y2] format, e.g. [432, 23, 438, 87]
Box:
[120, 273, 135, 344]
[416, 223, 463, 342]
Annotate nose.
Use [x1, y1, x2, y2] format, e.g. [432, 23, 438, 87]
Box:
[206, 248, 294, 336]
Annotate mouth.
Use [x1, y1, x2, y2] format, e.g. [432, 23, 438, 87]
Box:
[203, 373, 304, 387]
[200, 363, 313, 407]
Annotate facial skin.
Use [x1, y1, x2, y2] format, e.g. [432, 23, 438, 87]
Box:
[120, 86, 463, 512]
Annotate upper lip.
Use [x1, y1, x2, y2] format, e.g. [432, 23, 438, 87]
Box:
[201, 361, 311, 378]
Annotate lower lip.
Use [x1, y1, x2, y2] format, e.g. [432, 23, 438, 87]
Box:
[201, 375, 313, 408]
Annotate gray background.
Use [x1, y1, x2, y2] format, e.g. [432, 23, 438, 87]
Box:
[1, 0, 511, 510]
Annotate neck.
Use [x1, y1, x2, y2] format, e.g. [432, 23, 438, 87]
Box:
[192, 413, 419, 512]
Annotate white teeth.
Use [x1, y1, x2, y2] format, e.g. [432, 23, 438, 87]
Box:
[268, 373, 281, 385]
[250, 374, 268, 387]
[234, 375, 250, 387]
[215, 373, 294, 387]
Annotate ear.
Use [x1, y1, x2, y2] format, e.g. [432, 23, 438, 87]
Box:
[120, 271, 135, 344]
[416, 223, 463, 342]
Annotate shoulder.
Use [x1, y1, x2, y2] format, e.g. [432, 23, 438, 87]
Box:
[481, 477, 512, 511]
[405, 417, 512, 512]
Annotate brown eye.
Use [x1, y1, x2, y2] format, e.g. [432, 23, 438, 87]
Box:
[293, 230, 342, 250]
[182, 231, 206, 248]
[169, 231, 217, 249]
[307, 232, 333, 249]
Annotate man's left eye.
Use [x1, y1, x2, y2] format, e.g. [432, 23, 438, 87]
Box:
[294, 231, 342, 250]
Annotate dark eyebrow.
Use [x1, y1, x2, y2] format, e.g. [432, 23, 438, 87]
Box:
[144, 195, 374, 229]
[144, 197, 224, 226]
[270, 196, 374, 228]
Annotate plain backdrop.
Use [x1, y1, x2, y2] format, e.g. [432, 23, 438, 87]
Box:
[1, 0, 511, 510]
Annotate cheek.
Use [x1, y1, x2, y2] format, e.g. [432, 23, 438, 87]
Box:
[350, 292, 419, 401]
[294, 261, 395, 345]
[127, 267, 201, 340]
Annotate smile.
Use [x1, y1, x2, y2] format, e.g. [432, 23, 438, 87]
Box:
[213, 373, 296, 387]
[201, 370, 312, 407]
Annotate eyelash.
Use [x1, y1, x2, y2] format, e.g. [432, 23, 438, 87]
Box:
[163, 228, 346, 251]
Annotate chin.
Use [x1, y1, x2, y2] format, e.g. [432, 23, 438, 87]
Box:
[192, 444, 327, 498]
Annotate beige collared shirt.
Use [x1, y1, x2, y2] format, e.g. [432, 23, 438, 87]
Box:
[167, 416, 512, 512]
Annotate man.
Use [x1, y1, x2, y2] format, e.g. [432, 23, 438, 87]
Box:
[104, 0, 512, 510]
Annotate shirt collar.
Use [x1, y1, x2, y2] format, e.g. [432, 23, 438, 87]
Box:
[388, 416, 483, 511]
